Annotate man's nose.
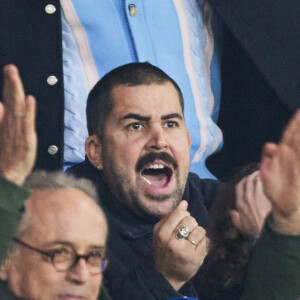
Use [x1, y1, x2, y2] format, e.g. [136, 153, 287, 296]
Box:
[145, 124, 168, 151]
[66, 257, 91, 284]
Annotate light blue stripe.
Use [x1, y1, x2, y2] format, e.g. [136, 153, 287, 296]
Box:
[62, 11, 89, 164]
[70, 0, 137, 77]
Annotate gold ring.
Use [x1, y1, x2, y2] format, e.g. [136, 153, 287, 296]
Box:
[187, 238, 198, 246]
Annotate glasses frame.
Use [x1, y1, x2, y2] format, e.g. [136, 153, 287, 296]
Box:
[12, 237, 106, 274]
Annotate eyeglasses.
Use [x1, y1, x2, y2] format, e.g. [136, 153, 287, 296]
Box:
[13, 237, 106, 274]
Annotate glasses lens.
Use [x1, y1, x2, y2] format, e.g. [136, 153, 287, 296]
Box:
[87, 251, 104, 274]
[52, 247, 74, 271]
[52, 247, 105, 274]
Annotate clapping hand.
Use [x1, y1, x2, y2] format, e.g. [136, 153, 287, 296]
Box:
[230, 170, 271, 238]
[260, 110, 300, 234]
[0, 65, 36, 185]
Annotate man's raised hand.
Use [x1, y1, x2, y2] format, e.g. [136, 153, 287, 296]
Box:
[260, 110, 300, 234]
[230, 170, 271, 238]
[0, 65, 36, 185]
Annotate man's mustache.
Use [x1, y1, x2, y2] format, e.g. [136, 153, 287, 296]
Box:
[136, 152, 178, 173]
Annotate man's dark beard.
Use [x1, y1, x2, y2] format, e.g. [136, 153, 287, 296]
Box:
[102, 150, 186, 221]
[128, 184, 184, 221]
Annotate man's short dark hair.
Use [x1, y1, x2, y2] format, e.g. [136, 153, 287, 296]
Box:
[86, 62, 184, 137]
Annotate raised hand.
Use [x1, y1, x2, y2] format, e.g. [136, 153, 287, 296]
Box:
[230, 170, 271, 238]
[260, 110, 300, 234]
[152, 200, 208, 290]
[0, 65, 36, 185]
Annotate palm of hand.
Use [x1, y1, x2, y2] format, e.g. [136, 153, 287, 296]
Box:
[261, 142, 300, 217]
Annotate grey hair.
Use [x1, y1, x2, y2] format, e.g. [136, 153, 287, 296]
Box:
[24, 171, 99, 203]
[15, 172, 99, 239]
[7, 171, 101, 255]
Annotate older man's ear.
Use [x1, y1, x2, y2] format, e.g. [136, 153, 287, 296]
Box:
[85, 134, 103, 170]
[0, 258, 10, 281]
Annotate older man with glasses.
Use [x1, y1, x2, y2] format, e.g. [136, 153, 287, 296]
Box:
[12, 236, 107, 275]
[0, 171, 108, 300]
[0, 65, 110, 300]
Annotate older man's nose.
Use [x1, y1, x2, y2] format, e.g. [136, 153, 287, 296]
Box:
[66, 257, 91, 284]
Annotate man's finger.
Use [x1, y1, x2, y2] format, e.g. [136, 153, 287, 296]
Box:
[261, 143, 278, 189]
[0, 102, 4, 123]
[195, 235, 209, 258]
[24, 95, 36, 136]
[3, 64, 26, 113]
[187, 226, 206, 248]
[154, 200, 188, 233]
[155, 200, 190, 239]
[280, 110, 300, 148]
[177, 200, 188, 210]
[229, 209, 240, 229]
[245, 171, 260, 211]
[235, 177, 246, 211]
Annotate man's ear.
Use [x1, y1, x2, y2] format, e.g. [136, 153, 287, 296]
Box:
[85, 134, 103, 170]
[0, 258, 10, 281]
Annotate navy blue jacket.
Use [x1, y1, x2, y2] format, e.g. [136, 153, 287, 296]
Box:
[68, 159, 231, 299]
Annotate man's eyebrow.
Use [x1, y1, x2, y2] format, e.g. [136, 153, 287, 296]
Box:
[50, 241, 72, 247]
[120, 113, 150, 121]
[161, 113, 183, 120]
[120, 113, 183, 122]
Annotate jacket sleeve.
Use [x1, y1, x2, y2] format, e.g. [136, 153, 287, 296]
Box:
[241, 216, 300, 300]
[0, 176, 31, 264]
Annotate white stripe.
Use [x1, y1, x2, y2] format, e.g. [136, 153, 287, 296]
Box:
[203, 1, 215, 115]
[203, 2, 223, 154]
[174, 0, 214, 162]
[61, 0, 98, 90]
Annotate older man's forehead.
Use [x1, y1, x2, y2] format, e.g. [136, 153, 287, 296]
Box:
[23, 188, 107, 244]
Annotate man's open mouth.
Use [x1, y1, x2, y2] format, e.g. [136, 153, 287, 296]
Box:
[141, 163, 173, 188]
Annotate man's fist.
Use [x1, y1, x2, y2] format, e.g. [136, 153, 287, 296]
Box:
[153, 200, 208, 290]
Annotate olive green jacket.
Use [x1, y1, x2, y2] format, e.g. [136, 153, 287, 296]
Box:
[242, 218, 300, 300]
[0, 176, 30, 264]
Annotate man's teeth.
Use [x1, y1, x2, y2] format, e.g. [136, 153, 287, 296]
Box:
[142, 176, 152, 185]
[141, 164, 165, 185]
[147, 164, 164, 170]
